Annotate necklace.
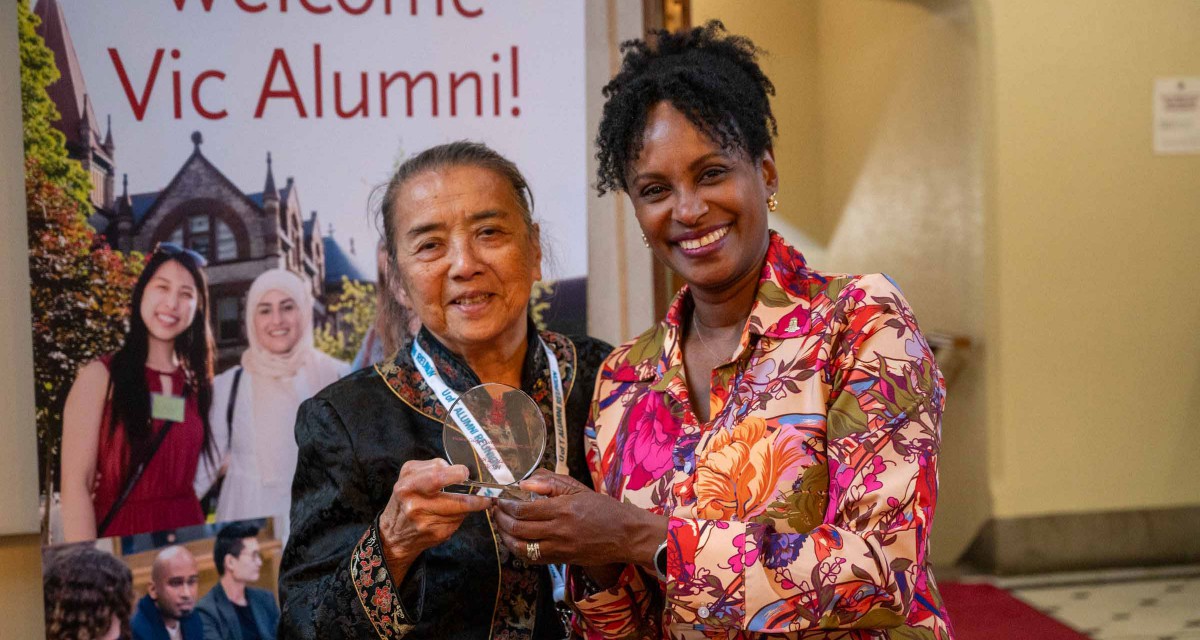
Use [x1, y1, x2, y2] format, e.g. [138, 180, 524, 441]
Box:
[689, 313, 733, 362]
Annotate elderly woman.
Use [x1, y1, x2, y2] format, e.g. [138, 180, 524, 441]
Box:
[493, 23, 955, 639]
[278, 141, 612, 639]
[194, 268, 349, 541]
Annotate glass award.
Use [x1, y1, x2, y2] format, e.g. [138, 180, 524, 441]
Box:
[441, 383, 546, 501]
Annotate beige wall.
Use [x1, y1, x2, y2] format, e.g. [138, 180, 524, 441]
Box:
[983, 0, 1200, 518]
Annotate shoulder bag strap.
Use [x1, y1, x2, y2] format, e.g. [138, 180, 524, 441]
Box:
[226, 367, 243, 439]
[96, 419, 176, 537]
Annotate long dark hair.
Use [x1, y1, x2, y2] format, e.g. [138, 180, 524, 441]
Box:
[108, 246, 215, 464]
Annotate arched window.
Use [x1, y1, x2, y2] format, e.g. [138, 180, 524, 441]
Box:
[165, 214, 239, 263]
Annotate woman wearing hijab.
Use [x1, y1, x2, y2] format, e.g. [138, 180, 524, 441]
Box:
[195, 268, 349, 538]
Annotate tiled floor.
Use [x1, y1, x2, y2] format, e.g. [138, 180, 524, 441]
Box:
[993, 565, 1200, 640]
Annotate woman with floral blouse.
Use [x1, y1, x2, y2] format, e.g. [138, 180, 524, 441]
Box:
[492, 22, 955, 639]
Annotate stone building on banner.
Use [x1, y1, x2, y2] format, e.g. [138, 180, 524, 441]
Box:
[35, 0, 372, 372]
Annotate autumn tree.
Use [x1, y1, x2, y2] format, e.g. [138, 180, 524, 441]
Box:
[315, 277, 378, 362]
[19, 1, 143, 520]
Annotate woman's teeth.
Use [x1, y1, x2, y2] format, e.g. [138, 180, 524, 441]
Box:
[455, 294, 491, 305]
[679, 226, 729, 251]
[156, 313, 179, 326]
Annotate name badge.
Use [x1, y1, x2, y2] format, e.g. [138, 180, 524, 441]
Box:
[151, 393, 186, 423]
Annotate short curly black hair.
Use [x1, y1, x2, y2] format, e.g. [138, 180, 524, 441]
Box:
[595, 20, 777, 195]
[43, 544, 133, 640]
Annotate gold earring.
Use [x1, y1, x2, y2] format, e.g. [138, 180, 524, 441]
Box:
[641, 234, 649, 247]
[767, 193, 778, 212]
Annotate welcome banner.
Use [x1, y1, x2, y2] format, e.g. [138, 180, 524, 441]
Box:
[20, 0, 587, 550]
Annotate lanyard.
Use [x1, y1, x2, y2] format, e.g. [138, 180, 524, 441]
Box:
[410, 336, 569, 481]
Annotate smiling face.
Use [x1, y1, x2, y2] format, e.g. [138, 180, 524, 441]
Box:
[389, 164, 541, 357]
[253, 289, 303, 355]
[627, 102, 777, 295]
[138, 259, 200, 346]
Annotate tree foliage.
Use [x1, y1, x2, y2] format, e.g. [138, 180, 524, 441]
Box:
[27, 157, 143, 493]
[20, 0, 143, 498]
[315, 277, 378, 362]
[18, 0, 91, 204]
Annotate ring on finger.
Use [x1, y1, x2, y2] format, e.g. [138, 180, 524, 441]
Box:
[526, 541, 541, 562]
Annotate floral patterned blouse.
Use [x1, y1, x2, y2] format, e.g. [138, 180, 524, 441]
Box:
[571, 232, 955, 640]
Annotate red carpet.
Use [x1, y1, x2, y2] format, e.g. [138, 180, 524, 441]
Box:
[939, 583, 1091, 640]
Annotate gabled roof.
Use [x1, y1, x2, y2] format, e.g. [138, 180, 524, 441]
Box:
[34, 0, 104, 152]
[135, 140, 265, 233]
[322, 236, 373, 284]
[131, 192, 159, 224]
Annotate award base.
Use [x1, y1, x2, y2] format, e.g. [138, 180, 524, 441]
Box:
[442, 480, 541, 501]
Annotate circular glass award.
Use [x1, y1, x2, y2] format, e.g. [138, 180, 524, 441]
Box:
[441, 383, 546, 501]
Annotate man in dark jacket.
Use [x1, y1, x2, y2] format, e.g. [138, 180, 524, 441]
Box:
[132, 546, 204, 640]
[196, 522, 280, 640]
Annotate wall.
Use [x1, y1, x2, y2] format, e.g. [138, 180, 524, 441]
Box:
[984, 0, 1200, 519]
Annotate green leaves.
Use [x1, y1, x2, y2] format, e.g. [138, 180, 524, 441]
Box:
[627, 324, 666, 366]
[828, 392, 870, 440]
[757, 280, 793, 308]
[761, 463, 828, 533]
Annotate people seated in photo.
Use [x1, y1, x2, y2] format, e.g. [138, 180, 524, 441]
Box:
[132, 545, 204, 640]
[196, 522, 280, 640]
[194, 269, 348, 541]
[43, 544, 134, 640]
[60, 243, 216, 541]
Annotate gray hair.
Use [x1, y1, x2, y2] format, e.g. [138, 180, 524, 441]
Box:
[376, 141, 537, 265]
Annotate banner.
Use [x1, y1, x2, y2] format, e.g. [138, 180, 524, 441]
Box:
[20, 0, 588, 556]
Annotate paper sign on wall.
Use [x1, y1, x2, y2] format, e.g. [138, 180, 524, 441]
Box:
[1154, 77, 1200, 155]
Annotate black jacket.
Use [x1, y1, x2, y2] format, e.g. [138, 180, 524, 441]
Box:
[278, 328, 611, 639]
[195, 581, 280, 640]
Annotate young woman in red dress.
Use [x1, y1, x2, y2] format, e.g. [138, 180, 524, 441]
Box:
[60, 243, 216, 541]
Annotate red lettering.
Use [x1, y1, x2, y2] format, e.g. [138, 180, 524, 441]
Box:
[449, 72, 481, 117]
[313, 44, 323, 118]
[192, 70, 227, 120]
[334, 72, 368, 118]
[299, 0, 331, 13]
[255, 49, 308, 118]
[337, 0, 371, 14]
[379, 71, 437, 117]
[234, 0, 268, 11]
[108, 48, 163, 122]
[171, 0, 216, 10]
[453, 0, 481, 17]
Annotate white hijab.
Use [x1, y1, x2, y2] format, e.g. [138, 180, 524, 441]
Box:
[239, 269, 345, 482]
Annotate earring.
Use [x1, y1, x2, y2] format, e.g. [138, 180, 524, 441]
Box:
[641, 234, 649, 247]
[767, 193, 778, 212]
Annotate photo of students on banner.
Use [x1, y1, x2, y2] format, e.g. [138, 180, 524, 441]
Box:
[59, 244, 216, 543]
[43, 518, 282, 640]
[194, 268, 350, 542]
